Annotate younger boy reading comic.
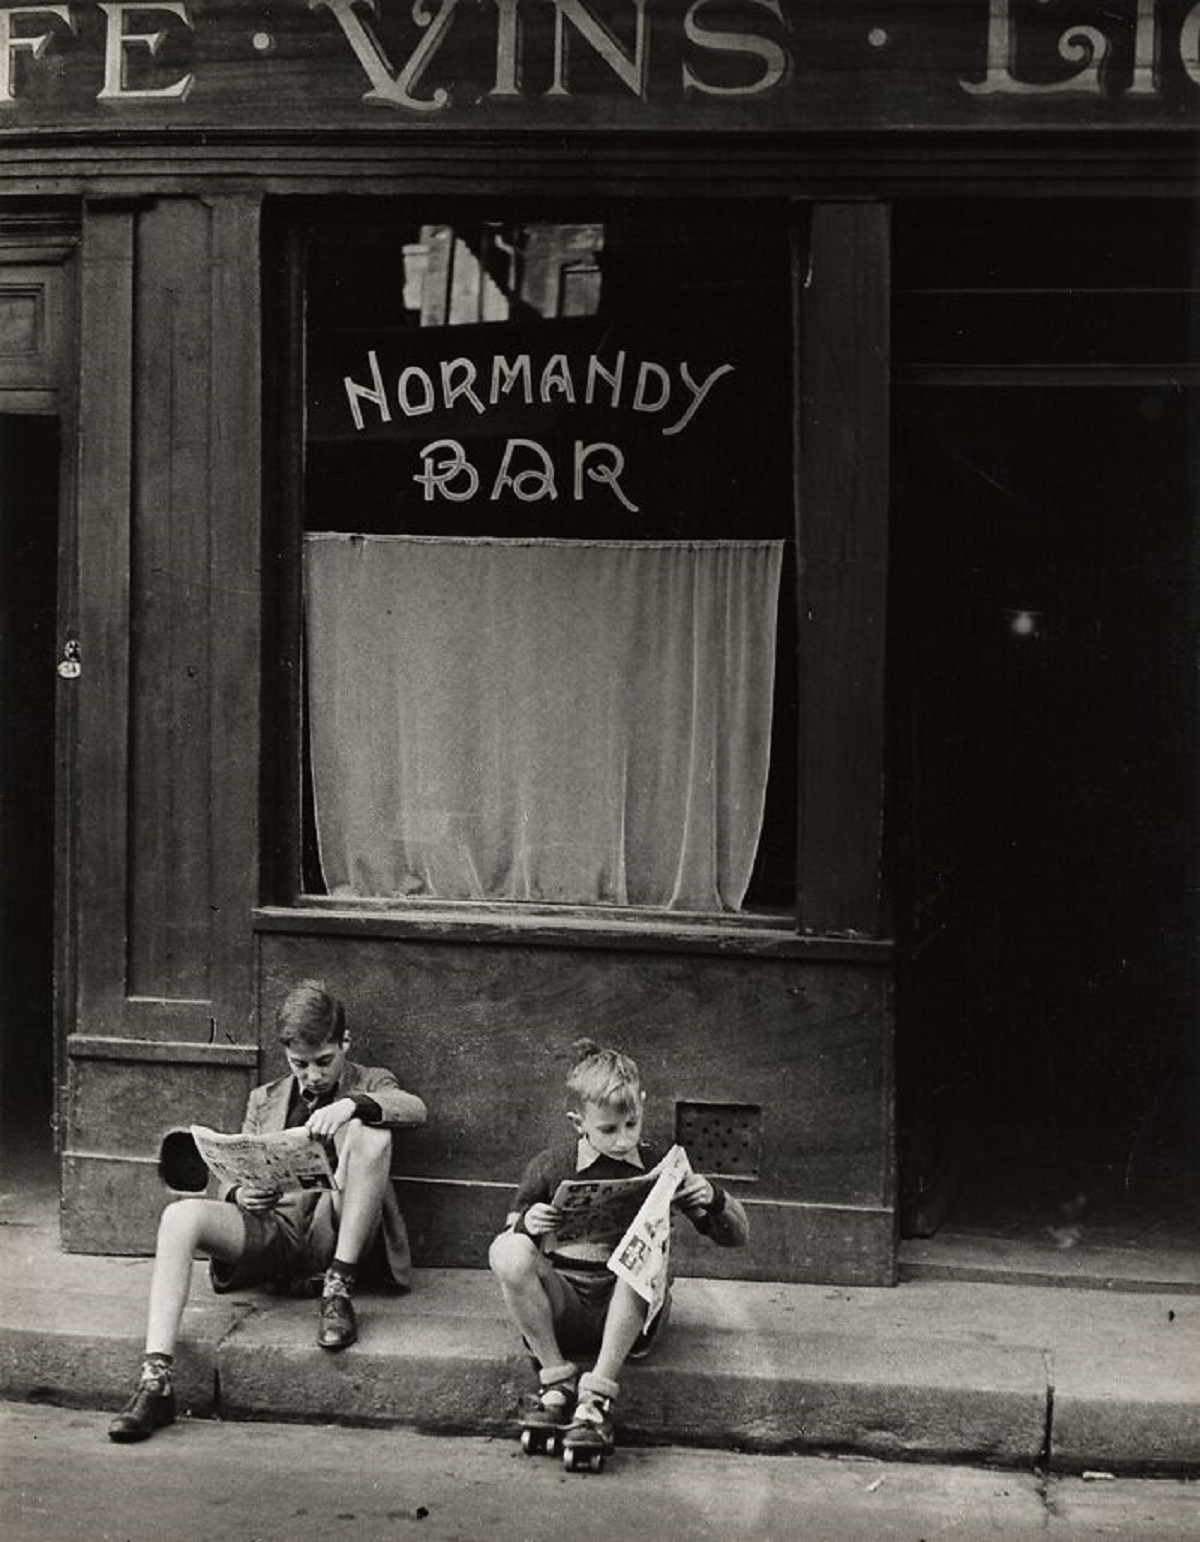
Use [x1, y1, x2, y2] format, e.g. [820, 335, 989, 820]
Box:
[488, 1037, 748, 1460]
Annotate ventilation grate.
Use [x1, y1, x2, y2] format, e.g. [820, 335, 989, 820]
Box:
[674, 1101, 762, 1179]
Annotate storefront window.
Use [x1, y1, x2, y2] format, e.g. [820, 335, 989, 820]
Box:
[293, 212, 795, 916]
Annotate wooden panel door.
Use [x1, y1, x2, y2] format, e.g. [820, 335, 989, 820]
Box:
[63, 198, 263, 1250]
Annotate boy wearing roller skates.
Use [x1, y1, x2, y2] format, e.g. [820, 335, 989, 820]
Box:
[488, 1038, 749, 1470]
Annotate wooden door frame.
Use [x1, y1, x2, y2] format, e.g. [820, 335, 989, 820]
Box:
[0, 220, 80, 1151]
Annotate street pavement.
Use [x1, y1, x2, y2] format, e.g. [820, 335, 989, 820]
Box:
[2, 1167, 1198, 1477]
[2, 1400, 1197, 1542]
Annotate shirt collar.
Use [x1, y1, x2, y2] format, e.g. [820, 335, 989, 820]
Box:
[576, 1136, 644, 1173]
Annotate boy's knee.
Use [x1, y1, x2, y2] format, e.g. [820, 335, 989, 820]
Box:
[345, 1119, 392, 1164]
[488, 1228, 536, 1281]
[157, 1196, 208, 1247]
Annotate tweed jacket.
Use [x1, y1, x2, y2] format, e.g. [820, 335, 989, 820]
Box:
[237, 1060, 426, 1290]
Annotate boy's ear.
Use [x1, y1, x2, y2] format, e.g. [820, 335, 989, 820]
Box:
[566, 1109, 583, 1133]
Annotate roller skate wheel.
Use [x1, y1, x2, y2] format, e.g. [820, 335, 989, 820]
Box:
[589, 1453, 604, 1473]
[520, 1428, 536, 1455]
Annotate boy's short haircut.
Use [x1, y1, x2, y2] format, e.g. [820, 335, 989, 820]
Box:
[276, 979, 347, 1051]
[566, 1037, 641, 1115]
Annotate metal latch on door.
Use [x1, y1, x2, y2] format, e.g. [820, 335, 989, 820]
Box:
[57, 638, 81, 679]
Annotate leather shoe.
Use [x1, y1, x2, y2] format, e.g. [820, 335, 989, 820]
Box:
[108, 1380, 177, 1443]
[317, 1283, 358, 1350]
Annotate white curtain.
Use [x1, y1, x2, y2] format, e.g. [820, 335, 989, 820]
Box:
[304, 534, 783, 912]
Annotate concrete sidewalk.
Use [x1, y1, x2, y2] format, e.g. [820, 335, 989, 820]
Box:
[2, 1189, 1198, 1477]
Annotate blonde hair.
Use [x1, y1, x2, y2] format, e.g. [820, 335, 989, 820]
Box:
[566, 1038, 641, 1116]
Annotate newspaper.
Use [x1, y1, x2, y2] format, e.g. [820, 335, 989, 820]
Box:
[189, 1124, 338, 1192]
[550, 1143, 693, 1327]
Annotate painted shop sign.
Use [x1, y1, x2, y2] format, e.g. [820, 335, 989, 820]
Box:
[0, 0, 1198, 133]
[317, 340, 737, 512]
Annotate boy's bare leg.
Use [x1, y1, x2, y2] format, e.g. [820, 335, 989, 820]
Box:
[591, 1279, 649, 1386]
[328, 1119, 393, 1265]
[317, 1120, 393, 1351]
[110, 1198, 248, 1443]
[562, 1278, 649, 1457]
[487, 1231, 572, 1375]
[145, 1198, 249, 1357]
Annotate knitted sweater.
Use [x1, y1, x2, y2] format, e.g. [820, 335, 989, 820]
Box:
[510, 1139, 750, 1262]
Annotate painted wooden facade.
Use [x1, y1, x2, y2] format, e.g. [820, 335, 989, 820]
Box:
[0, 0, 1195, 1285]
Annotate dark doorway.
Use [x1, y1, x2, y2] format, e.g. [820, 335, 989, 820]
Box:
[0, 414, 60, 1172]
[892, 383, 1198, 1277]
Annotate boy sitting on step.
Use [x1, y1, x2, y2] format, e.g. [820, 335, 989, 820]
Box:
[108, 979, 426, 1443]
[488, 1037, 749, 1455]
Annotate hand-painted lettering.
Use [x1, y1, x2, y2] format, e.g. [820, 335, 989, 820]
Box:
[412, 437, 637, 508]
[663, 362, 736, 436]
[1181, 1, 1200, 85]
[310, 0, 461, 112]
[491, 354, 534, 404]
[962, 0, 1108, 97]
[492, 437, 557, 500]
[632, 361, 671, 414]
[682, 0, 789, 98]
[585, 351, 626, 409]
[441, 357, 487, 415]
[344, 348, 735, 435]
[371, 346, 728, 511]
[97, 2, 193, 101]
[344, 348, 391, 431]
[547, 0, 649, 100]
[398, 366, 437, 416]
[414, 439, 480, 501]
[1129, 0, 1159, 96]
[0, 2, 1196, 114]
[575, 441, 638, 512]
[0, 6, 74, 106]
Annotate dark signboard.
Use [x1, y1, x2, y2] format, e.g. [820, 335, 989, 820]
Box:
[0, 0, 1198, 135]
[303, 216, 793, 537]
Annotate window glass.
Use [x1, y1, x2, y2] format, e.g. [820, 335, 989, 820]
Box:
[300, 213, 795, 915]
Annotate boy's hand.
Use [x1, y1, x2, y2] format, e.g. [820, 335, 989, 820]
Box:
[522, 1203, 562, 1237]
[674, 1173, 715, 1211]
[305, 1097, 357, 1140]
[239, 1184, 282, 1212]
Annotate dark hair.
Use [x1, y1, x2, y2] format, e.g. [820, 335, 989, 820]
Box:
[276, 980, 347, 1051]
[566, 1037, 641, 1115]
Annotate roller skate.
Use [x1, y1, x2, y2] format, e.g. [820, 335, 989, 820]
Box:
[516, 1372, 577, 1457]
[561, 1385, 616, 1473]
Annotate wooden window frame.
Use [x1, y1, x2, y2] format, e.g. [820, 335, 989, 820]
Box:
[261, 196, 891, 945]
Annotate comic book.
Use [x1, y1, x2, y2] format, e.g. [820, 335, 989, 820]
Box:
[550, 1143, 693, 1326]
[189, 1124, 338, 1192]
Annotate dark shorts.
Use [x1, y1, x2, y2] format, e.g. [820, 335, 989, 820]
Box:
[547, 1261, 669, 1359]
[209, 1190, 344, 1294]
